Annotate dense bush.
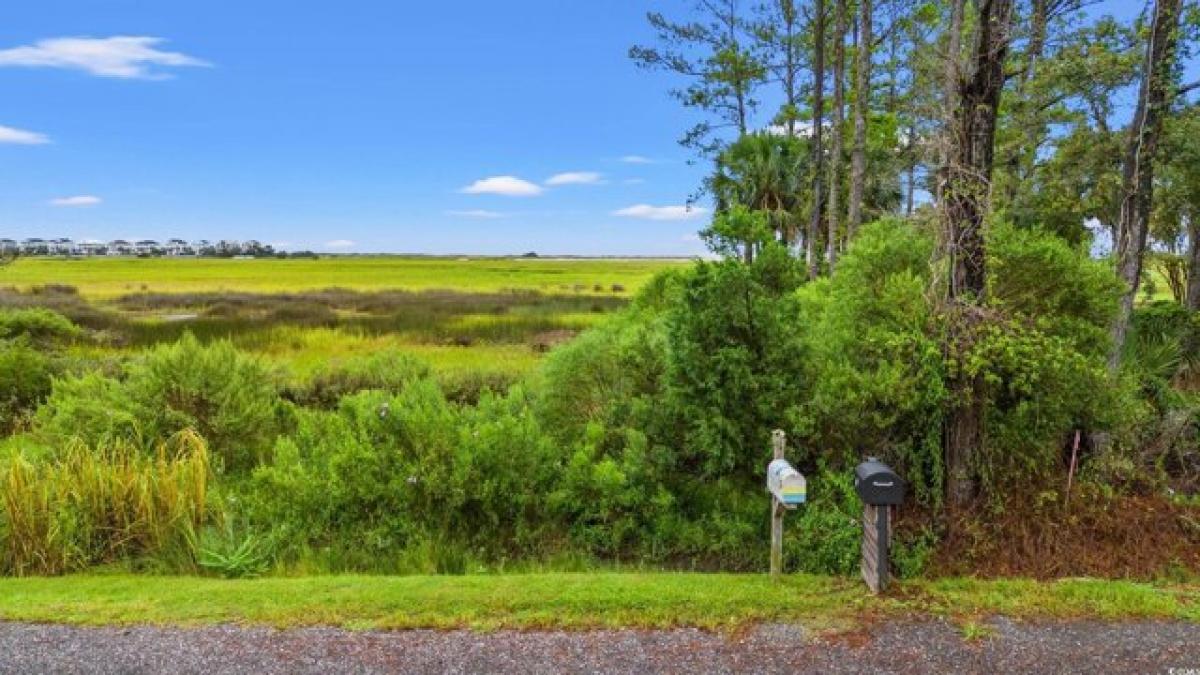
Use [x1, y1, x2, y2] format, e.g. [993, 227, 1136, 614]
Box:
[38, 334, 287, 472]
[286, 351, 431, 408]
[793, 218, 947, 502]
[0, 308, 83, 345]
[250, 382, 560, 570]
[0, 341, 54, 435]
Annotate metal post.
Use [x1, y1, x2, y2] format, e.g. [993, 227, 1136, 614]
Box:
[770, 430, 786, 581]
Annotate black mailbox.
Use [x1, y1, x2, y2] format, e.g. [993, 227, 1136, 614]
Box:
[854, 458, 906, 505]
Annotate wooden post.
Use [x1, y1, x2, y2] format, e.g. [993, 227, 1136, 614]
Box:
[770, 430, 786, 581]
[861, 504, 890, 593]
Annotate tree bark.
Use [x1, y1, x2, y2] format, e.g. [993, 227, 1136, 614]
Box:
[826, 0, 847, 270]
[782, 0, 800, 139]
[943, 0, 1015, 510]
[807, 0, 827, 278]
[935, 0, 966, 205]
[847, 0, 872, 240]
[1188, 218, 1200, 311]
[1109, 0, 1183, 371]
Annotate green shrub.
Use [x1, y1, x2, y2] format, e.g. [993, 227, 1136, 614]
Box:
[788, 469, 863, 575]
[0, 308, 82, 346]
[250, 381, 561, 568]
[287, 351, 431, 408]
[794, 218, 947, 503]
[0, 341, 55, 434]
[38, 333, 286, 473]
[665, 243, 806, 480]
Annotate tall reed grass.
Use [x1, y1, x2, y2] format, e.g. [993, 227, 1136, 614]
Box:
[0, 430, 212, 575]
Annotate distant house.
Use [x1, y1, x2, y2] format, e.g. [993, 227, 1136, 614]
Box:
[78, 240, 106, 256]
[0, 239, 17, 253]
[21, 238, 48, 255]
[164, 238, 190, 256]
[108, 239, 133, 256]
[135, 240, 160, 255]
[50, 238, 74, 255]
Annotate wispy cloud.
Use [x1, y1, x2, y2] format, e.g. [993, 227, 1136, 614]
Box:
[445, 209, 505, 219]
[0, 124, 50, 145]
[613, 204, 708, 221]
[623, 178, 646, 185]
[545, 171, 604, 186]
[0, 36, 209, 79]
[460, 175, 543, 197]
[324, 239, 355, 250]
[620, 155, 656, 165]
[49, 194, 101, 207]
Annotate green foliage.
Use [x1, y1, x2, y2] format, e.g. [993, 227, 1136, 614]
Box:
[709, 133, 808, 245]
[38, 334, 286, 473]
[788, 469, 863, 575]
[199, 523, 273, 579]
[795, 218, 946, 502]
[250, 382, 560, 568]
[0, 308, 82, 346]
[0, 341, 54, 435]
[0, 432, 211, 576]
[287, 351, 431, 408]
[666, 243, 806, 480]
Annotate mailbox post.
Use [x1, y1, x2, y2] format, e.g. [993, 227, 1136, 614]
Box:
[767, 430, 806, 581]
[854, 458, 906, 593]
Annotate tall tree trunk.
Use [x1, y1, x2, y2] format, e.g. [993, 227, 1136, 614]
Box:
[826, 0, 847, 270]
[847, 0, 872, 239]
[935, 0, 966, 205]
[943, 0, 1015, 510]
[906, 123, 916, 216]
[807, 0, 827, 278]
[1109, 0, 1183, 370]
[1188, 217, 1200, 311]
[783, 0, 799, 138]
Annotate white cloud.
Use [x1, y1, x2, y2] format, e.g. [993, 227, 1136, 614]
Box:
[545, 171, 604, 186]
[0, 124, 50, 144]
[445, 209, 504, 219]
[620, 155, 655, 164]
[0, 36, 209, 79]
[613, 204, 708, 221]
[324, 239, 355, 250]
[49, 195, 101, 207]
[460, 175, 543, 197]
[623, 178, 646, 185]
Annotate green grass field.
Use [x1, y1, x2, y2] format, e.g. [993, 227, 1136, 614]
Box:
[1, 256, 687, 378]
[0, 573, 1194, 631]
[1, 256, 689, 299]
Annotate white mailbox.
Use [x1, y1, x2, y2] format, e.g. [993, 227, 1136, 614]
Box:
[767, 458, 806, 509]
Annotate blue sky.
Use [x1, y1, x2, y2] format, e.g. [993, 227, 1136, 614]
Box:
[0, 1, 1180, 255]
[0, 1, 714, 255]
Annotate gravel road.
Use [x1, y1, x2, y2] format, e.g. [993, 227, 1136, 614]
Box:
[0, 619, 1197, 674]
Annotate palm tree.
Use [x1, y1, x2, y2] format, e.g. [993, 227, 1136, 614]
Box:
[710, 132, 809, 261]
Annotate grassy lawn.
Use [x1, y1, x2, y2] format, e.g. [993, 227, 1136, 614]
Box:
[1, 256, 689, 299]
[0, 573, 1194, 632]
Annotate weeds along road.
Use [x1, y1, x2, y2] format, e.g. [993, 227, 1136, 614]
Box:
[1, 619, 1197, 674]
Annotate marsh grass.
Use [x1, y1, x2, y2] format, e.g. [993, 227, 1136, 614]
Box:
[0, 256, 686, 299]
[0, 431, 212, 576]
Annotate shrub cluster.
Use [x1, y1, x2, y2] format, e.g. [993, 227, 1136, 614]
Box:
[2, 219, 1196, 577]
